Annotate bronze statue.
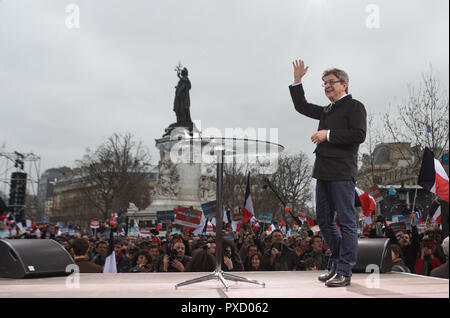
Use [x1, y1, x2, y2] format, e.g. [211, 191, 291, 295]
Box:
[173, 64, 192, 127]
[164, 63, 194, 137]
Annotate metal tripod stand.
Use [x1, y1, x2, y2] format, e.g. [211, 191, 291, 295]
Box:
[175, 148, 265, 291]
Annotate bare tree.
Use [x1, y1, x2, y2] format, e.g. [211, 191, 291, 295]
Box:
[222, 161, 279, 221]
[383, 66, 449, 162]
[76, 133, 152, 221]
[358, 112, 384, 188]
[269, 151, 313, 219]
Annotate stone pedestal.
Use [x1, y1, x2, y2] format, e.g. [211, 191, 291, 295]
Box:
[127, 126, 215, 227]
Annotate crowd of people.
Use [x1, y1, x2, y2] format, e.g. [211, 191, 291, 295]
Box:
[23, 211, 446, 279]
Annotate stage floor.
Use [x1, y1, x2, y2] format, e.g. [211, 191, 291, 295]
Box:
[0, 271, 447, 298]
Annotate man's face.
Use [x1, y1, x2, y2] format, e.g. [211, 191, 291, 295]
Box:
[312, 238, 323, 251]
[323, 74, 347, 102]
[149, 248, 159, 260]
[174, 243, 185, 257]
[396, 232, 411, 247]
[248, 246, 258, 257]
[114, 244, 122, 254]
[96, 243, 107, 255]
[272, 231, 283, 243]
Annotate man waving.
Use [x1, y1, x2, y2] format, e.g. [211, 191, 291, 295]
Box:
[289, 60, 367, 287]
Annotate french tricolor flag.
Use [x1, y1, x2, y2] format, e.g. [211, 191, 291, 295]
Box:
[432, 206, 442, 224]
[429, 200, 442, 224]
[355, 187, 377, 217]
[418, 147, 449, 202]
[241, 173, 254, 225]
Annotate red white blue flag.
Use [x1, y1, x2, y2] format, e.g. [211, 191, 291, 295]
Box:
[241, 173, 254, 224]
[418, 147, 449, 202]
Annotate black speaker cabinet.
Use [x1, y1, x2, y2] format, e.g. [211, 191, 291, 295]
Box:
[0, 239, 75, 278]
[354, 238, 392, 273]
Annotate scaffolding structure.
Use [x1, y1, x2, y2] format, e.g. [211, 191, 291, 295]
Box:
[0, 150, 41, 202]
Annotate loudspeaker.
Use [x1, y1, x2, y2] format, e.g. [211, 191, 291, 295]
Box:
[0, 239, 75, 278]
[354, 238, 392, 273]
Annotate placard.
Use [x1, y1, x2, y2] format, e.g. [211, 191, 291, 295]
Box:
[201, 201, 217, 218]
[174, 206, 203, 228]
[140, 227, 151, 236]
[390, 222, 407, 233]
[156, 210, 175, 223]
[90, 219, 100, 229]
[258, 212, 273, 224]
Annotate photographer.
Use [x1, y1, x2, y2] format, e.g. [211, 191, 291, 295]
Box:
[414, 238, 442, 276]
[129, 250, 152, 273]
[222, 239, 243, 271]
[160, 241, 191, 272]
[262, 229, 296, 271]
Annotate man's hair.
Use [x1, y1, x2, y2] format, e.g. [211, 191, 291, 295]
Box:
[72, 238, 89, 256]
[310, 235, 323, 246]
[322, 68, 349, 93]
[391, 244, 404, 258]
[304, 257, 318, 269]
[271, 229, 283, 237]
[95, 240, 107, 248]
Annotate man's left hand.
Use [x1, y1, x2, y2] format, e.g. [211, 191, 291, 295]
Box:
[311, 130, 328, 144]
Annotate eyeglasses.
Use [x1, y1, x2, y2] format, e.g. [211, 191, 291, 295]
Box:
[322, 80, 344, 87]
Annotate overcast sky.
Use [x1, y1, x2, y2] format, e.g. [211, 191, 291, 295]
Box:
[1, 0, 449, 185]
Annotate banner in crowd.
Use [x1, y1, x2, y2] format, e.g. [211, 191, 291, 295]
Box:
[174, 206, 203, 228]
[41, 217, 50, 224]
[201, 201, 217, 218]
[140, 227, 151, 236]
[368, 185, 384, 202]
[310, 225, 320, 234]
[391, 215, 411, 230]
[90, 219, 100, 229]
[128, 226, 139, 235]
[156, 210, 175, 224]
[171, 228, 182, 235]
[258, 212, 273, 224]
[390, 222, 407, 233]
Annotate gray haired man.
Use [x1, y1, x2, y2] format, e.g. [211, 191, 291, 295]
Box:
[289, 60, 367, 287]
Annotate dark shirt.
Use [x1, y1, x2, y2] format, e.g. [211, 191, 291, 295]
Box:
[302, 250, 329, 270]
[262, 244, 296, 271]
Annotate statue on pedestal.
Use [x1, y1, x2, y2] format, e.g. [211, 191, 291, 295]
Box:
[165, 63, 193, 136]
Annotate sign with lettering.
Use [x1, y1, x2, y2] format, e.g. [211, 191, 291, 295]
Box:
[201, 201, 217, 218]
[140, 228, 151, 236]
[156, 210, 175, 223]
[390, 222, 407, 234]
[90, 219, 100, 229]
[258, 212, 273, 224]
[174, 206, 203, 228]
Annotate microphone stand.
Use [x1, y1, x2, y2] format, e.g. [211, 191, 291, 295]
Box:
[263, 178, 299, 229]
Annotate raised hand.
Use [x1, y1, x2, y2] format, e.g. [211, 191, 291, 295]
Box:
[292, 59, 309, 84]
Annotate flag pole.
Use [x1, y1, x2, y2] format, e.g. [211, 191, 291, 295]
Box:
[411, 187, 418, 213]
